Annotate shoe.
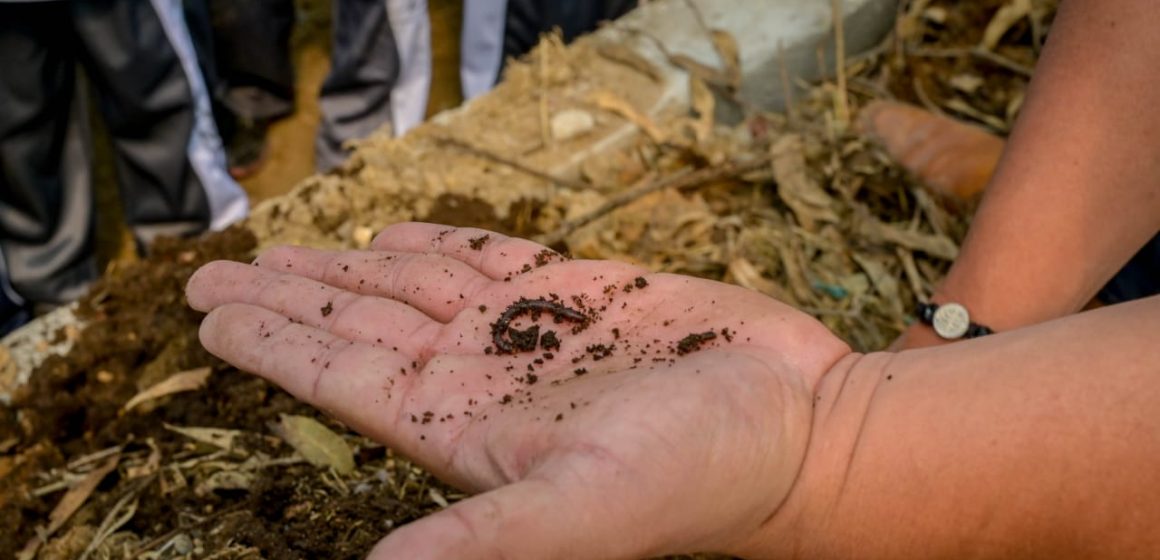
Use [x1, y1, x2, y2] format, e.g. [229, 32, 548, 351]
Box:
[226, 119, 271, 180]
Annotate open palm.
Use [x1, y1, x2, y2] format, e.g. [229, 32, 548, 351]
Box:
[186, 223, 850, 559]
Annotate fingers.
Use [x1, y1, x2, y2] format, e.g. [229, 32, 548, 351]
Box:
[188, 260, 440, 356]
[371, 222, 567, 280]
[198, 303, 417, 443]
[251, 246, 492, 322]
[366, 476, 641, 560]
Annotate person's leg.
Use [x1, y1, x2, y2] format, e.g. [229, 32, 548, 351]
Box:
[460, 0, 507, 100]
[204, 0, 296, 178]
[385, 0, 431, 137]
[502, 0, 637, 61]
[72, 0, 248, 246]
[206, 0, 296, 123]
[0, 2, 99, 307]
[316, 0, 400, 172]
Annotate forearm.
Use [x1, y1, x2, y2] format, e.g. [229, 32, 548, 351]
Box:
[936, 0, 1160, 329]
[747, 296, 1160, 558]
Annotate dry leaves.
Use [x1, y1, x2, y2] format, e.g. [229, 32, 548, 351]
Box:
[270, 414, 355, 475]
[981, 0, 1032, 50]
[856, 215, 960, 261]
[709, 29, 741, 90]
[587, 89, 668, 145]
[771, 135, 839, 231]
[19, 455, 121, 560]
[165, 424, 243, 451]
[123, 367, 212, 412]
[596, 42, 662, 82]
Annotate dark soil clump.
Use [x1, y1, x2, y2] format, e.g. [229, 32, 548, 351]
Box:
[676, 331, 718, 356]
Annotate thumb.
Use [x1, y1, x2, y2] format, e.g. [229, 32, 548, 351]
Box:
[365, 477, 655, 560]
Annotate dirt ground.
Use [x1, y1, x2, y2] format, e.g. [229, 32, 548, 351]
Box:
[2, 1, 1057, 558]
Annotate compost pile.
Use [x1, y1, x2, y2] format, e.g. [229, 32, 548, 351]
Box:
[1, 1, 1056, 558]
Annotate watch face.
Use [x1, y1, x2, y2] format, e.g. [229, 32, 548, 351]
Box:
[932, 303, 970, 339]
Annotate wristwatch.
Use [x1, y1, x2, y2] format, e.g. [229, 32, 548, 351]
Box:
[916, 302, 994, 340]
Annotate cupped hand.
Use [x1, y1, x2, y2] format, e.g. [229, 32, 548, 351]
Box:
[185, 223, 851, 559]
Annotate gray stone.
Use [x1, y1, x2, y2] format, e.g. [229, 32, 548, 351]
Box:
[604, 0, 898, 115]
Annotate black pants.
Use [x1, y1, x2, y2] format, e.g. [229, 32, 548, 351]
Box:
[207, 0, 400, 171]
[0, 0, 238, 305]
[205, 0, 637, 170]
[1100, 233, 1160, 304]
[502, 0, 637, 61]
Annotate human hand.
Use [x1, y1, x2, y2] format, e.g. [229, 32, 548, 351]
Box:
[186, 223, 851, 559]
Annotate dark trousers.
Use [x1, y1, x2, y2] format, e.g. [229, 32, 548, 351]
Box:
[0, 0, 232, 304]
[206, 0, 400, 171]
[205, 0, 639, 171]
[1100, 233, 1160, 304]
[502, 0, 637, 61]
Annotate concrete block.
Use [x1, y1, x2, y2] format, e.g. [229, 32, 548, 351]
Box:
[605, 0, 898, 114]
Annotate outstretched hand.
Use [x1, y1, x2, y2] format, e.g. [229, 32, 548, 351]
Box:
[186, 223, 850, 559]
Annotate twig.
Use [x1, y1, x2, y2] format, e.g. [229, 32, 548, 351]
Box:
[970, 47, 1034, 78]
[535, 154, 773, 246]
[896, 247, 929, 302]
[682, 0, 711, 34]
[538, 38, 552, 147]
[131, 504, 248, 555]
[66, 445, 123, 471]
[907, 46, 1033, 77]
[830, 0, 850, 127]
[79, 476, 152, 560]
[911, 75, 949, 118]
[433, 136, 592, 191]
[777, 40, 796, 125]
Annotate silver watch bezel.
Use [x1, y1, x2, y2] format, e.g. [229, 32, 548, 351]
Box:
[931, 302, 971, 340]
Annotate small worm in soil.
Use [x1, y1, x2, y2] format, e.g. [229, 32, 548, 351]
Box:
[491, 297, 588, 354]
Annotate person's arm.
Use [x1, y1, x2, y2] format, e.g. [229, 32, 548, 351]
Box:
[747, 295, 1160, 558]
[898, 0, 1160, 348]
[187, 223, 1160, 559]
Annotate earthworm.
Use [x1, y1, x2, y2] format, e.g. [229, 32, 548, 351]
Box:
[490, 298, 588, 354]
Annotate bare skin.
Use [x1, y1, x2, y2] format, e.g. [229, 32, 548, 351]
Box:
[895, 0, 1160, 349]
[187, 222, 1160, 559]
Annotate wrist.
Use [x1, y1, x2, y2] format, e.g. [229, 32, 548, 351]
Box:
[915, 301, 995, 340]
[727, 352, 884, 558]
